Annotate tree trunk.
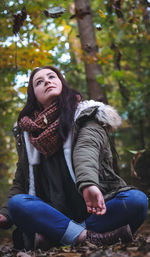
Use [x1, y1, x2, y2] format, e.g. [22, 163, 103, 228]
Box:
[113, 46, 130, 106]
[74, 0, 107, 103]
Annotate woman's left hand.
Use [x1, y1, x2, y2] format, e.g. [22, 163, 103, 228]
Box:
[82, 185, 106, 215]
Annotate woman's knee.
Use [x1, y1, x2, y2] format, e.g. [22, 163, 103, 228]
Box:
[8, 194, 34, 213]
[127, 190, 148, 219]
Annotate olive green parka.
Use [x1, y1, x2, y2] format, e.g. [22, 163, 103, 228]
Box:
[0, 100, 133, 228]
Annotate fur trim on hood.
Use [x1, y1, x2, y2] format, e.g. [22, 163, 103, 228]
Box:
[74, 100, 122, 130]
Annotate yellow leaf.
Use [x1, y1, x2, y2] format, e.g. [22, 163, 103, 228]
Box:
[98, 9, 106, 18]
[62, 20, 71, 34]
[18, 86, 27, 94]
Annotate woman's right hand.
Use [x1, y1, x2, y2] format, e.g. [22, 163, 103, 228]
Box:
[0, 214, 8, 228]
[83, 185, 106, 215]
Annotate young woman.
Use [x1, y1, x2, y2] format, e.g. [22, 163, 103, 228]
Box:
[0, 66, 148, 250]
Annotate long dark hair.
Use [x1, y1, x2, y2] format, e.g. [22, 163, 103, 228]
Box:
[18, 66, 82, 141]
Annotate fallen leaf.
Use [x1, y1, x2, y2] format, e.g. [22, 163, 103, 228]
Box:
[17, 251, 32, 257]
[126, 246, 139, 252]
[98, 10, 106, 18]
[146, 237, 150, 243]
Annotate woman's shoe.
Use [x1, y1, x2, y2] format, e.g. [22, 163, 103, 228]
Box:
[85, 224, 133, 246]
[34, 224, 133, 249]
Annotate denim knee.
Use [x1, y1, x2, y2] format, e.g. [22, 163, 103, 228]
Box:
[129, 190, 148, 220]
[8, 194, 29, 214]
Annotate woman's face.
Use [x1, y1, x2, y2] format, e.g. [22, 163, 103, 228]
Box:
[32, 68, 62, 108]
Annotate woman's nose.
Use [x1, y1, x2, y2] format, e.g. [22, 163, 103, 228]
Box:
[45, 78, 51, 85]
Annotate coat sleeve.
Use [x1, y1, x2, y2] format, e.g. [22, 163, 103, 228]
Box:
[0, 161, 27, 228]
[73, 120, 107, 194]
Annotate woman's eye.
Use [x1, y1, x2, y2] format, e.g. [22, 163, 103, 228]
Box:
[49, 75, 55, 79]
[36, 80, 43, 86]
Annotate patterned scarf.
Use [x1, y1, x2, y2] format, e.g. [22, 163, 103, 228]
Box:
[19, 102, 62, 156]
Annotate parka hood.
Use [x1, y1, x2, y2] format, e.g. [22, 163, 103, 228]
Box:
[74, 100, 122, 130]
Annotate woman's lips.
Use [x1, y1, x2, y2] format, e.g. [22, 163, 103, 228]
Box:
[45, 86, 55, 92]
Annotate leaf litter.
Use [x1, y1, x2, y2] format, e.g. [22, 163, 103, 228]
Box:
[0, 222, 150, 257]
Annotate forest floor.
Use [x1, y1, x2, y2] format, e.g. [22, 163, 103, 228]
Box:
[0, 219, 150, 257]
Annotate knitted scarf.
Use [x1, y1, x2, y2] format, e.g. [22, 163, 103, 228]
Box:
[19, 102, 62, 156]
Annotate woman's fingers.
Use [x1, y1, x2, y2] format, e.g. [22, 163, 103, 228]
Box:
[97, 194, 107, 214]
[91, 207, 97, 214]
[87, 206, 96, 214]
[87, 206, 92, 213]
[88, 196, 107, 215]
[83, 185, 107, 215]
[87, 205, 106, 215]
[93, 206, 106, 215]
[95, 207, 101, 215]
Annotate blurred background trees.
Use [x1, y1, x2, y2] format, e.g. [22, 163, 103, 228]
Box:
[0, 0, 150, 236]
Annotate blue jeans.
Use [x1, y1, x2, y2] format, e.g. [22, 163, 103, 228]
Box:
[8, 189, 148, 246]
